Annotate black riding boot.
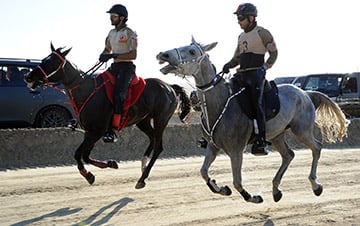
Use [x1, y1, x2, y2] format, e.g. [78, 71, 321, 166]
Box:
[251, 119, 268, 156]
[251, 76, 269, 156]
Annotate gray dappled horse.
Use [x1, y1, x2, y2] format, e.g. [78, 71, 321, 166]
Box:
[157, 37, 348, 203]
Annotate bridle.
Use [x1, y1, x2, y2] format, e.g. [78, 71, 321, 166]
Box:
[36, 51, 67, 85]
[177, 42, 225, 92]
[174, 42, 245, 148]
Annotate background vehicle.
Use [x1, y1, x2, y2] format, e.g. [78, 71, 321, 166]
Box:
[291, 73, 360, 117]
[336, 72, 360, 117]
[0, 58, 76, 128]
[274, 76, 296, 85]
[292, 73, 344, 98]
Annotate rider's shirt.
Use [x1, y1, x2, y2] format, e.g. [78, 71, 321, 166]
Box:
[105, 25, 138, 63]
[231, 25, 277, 70]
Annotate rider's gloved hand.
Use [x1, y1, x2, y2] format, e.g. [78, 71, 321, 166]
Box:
[99, 53, 116, 62]
[222, 63, 231, 73]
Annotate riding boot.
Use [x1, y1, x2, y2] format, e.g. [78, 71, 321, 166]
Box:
[251, 118, 268, 156]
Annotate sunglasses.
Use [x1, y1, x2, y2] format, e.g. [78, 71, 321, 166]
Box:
[237, 15, 247, 21]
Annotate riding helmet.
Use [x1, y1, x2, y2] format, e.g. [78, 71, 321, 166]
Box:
[234, 3, 257, 16]
[107, 4, 128, 19]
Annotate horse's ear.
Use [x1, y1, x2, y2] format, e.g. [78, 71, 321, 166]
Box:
[62, 47, 72, 57]
[203, 42, 218, 52]
[191, 36, 196, 44]
[50, 42, 55, 52]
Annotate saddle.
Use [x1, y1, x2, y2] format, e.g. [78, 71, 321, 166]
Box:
[233, 79, 280, 121]
[98, 71, 146, 130]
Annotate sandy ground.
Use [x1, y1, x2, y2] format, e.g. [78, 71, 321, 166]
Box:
[0, 148, 359, 226]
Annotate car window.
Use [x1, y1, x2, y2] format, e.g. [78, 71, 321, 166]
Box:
[342, 77, 358, 93]
[293, 77, 306, 88]
[304, 76, 342, 91]
[0, 66, 31, 87]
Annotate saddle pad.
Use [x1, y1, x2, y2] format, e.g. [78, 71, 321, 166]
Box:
[235, 80, 280, 121]
[100, 71, 146, 130]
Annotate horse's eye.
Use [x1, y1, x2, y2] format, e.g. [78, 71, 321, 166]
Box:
[189, 49, 196, 55]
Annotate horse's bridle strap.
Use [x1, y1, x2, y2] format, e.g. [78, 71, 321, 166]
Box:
[196, 73, 223, 92]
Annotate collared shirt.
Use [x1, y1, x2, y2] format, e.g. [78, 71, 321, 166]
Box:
[105, 25, 138, 62]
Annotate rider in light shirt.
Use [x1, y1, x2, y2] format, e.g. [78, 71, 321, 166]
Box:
[223, 3, 278, 155]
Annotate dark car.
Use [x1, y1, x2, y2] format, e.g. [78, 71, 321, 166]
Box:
[274, 76, 296, 85]
[292, 73, 344, 98]
[0, 58, 76, 128]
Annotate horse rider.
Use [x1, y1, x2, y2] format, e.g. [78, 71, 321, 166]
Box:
[99, 4, 138, 143]
[222, 3, 278, 155]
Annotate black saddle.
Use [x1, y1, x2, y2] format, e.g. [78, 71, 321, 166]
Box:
[233, 79, 280, 121]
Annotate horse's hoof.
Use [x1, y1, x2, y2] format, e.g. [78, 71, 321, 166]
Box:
[86, 172, 95, 185]
[273, 191, 283, 202]
[220, 186, 232, 196]
[249, 195, 263, 204]
[313, 184, 323, 196]
[107, 160, 118, 169]
[135, 181, 146, 189]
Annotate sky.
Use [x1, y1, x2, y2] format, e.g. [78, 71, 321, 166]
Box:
[1, 0, 360, 87]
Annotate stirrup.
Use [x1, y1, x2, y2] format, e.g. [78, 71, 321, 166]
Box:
[103, 131, 118, 143]
[251, 141, 268, 156]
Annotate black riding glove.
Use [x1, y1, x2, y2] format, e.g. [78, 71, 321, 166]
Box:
[99, 53, 117, 62]
[222, 63, 232, 73]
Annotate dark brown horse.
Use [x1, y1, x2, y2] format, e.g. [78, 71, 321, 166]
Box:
[25, 44, 191, 189]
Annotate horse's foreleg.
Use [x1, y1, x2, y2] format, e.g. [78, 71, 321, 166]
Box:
[200, 144, 231, 196]
[230, 150, 263, 203]
[74, 142, 95, 185]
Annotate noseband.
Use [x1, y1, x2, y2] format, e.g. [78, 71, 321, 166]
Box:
[174, 42, 223, 92]
[37, 51, 66, 84]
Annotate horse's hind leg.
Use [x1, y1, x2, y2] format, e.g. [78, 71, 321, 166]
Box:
[135, 118, 161, 189]
[136, 119, 154, 173]
[270, 133, 295, 202]
[294, 129, 323, 196]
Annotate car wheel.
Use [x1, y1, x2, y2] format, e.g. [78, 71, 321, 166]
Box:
[34, 106, 72, 128]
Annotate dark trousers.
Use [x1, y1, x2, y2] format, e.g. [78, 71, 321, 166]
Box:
[109, 62, 136, 114]
[233, 69, 266, 141]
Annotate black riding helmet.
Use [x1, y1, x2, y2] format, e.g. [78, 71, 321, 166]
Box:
[107, 4, 128, 20]
[234, 3, 257, 17]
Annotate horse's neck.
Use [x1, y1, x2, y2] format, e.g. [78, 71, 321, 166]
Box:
[62, 62, 84, 89]
[195, 59, 229, 123]
[62, 63, 95, 106]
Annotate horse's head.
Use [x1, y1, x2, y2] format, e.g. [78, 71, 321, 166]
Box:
[157, 37, 217, 78]
[25, 43, 72, 89]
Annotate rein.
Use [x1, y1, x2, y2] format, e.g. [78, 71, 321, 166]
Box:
[200, 87, 245, 147]
[184, 43, 242, 148]
[37, 51, 109, 123]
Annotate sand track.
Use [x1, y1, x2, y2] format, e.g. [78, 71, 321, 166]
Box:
[1, 148, 359, 225]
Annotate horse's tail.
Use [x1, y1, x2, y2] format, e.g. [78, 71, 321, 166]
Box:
[306, 90, 349, 142]
[170, 84, 192, 123]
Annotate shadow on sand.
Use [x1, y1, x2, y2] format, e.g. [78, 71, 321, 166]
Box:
[11, 207, 82, 226]
[74, 197, 134, 226]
